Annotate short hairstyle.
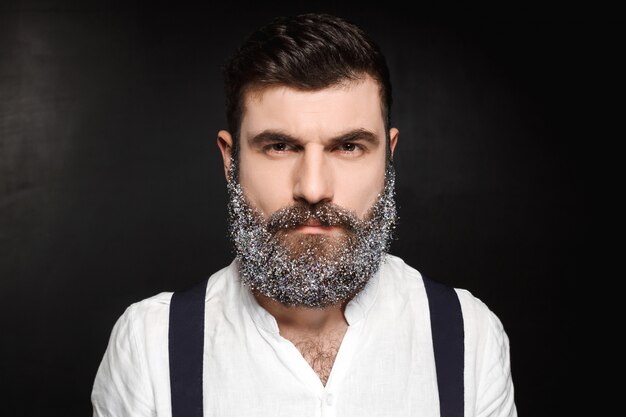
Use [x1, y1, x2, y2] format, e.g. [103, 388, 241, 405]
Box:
[222, 13, 393, 144]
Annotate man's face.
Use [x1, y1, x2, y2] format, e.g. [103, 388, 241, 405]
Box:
[229, 75, 397, 224]
[218, 76, 399, 308]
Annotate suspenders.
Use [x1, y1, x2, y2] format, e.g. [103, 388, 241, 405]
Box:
[169, 276, 464, 417]
[423, 276, 465, 417]
[168, 279, 208, 417]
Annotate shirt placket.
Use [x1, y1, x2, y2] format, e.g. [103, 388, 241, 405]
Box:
[319, 391, 337, 417]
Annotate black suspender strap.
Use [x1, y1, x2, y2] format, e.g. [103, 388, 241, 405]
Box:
[168, 278, 208, 417]
[423, 276, 465, 417]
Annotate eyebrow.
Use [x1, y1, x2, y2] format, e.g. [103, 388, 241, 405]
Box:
[248, 128, 381, 148]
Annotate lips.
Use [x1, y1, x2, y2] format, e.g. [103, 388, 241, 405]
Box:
[293, 219, 338, 234]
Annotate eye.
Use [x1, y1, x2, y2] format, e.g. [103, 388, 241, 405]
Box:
[265, 142, 291, 153]
[337, 142, 364, 154]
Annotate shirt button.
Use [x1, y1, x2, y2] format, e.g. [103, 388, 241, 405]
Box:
[325, 393, 334, 406]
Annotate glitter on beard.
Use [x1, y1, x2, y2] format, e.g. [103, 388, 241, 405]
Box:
[226, 160, 398, 308]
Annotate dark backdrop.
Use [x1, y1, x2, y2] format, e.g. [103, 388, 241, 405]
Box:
[1, 1, 596, 415]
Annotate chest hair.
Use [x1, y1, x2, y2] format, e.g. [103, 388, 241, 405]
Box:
[291, 333, 345, 386]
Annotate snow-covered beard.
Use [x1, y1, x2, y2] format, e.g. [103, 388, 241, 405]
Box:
[226, 161, 397, 308]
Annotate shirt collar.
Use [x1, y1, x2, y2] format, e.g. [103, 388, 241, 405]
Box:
[237, 255, 385, 333]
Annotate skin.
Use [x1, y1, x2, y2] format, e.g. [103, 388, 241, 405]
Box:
[217, 75, 399, 343]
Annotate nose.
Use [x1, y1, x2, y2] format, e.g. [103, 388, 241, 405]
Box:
[292, 146, 334, 206]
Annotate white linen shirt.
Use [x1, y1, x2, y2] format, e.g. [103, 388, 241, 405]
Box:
[91, 254, 516, 417]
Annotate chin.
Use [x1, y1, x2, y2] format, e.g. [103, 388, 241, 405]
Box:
[278, 230, 351, 259]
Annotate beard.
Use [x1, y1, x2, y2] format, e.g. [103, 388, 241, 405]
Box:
[226, 161, 398, 308]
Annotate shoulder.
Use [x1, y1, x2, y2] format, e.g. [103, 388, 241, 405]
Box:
[380, 253, 425, 292]
[383, 254, 509, 349]
[383, 255, 515, 413]
[454, 289, 516, 415]
[454, 291, 516, 414]
[112, 261, 238, 337]
[454, 288, 509, 352]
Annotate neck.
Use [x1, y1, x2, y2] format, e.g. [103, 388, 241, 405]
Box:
[253, 291, 349, 336]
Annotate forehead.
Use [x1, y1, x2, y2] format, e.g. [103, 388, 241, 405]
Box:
[240, 77, 385, 140]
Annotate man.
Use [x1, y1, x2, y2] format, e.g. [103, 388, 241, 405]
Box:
[92, 13, 516, 417]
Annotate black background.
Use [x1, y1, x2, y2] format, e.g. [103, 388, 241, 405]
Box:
[1, 1, 600, 415]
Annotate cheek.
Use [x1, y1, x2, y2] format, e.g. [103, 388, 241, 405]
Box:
[238, 157, 293, 217]
[333, 161, 386, 218]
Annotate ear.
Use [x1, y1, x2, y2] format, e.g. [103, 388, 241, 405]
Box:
[217, 130, 234, 180]
[388, 127, 399, 160]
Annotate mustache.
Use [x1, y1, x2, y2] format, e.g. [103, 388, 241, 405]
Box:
[267, 202, 360, 233]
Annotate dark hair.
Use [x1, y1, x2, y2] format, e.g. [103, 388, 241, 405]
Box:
[223, 13, 393, 143]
